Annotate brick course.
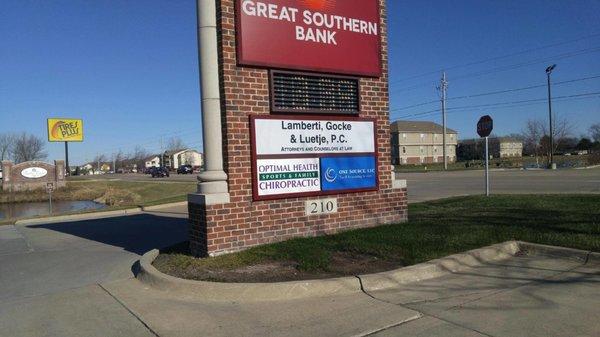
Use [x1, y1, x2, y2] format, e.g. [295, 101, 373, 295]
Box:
[189, 0, 407, 256]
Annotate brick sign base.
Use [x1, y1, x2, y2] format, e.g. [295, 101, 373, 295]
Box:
[1, 160, 66, 192]
[189, 0, 407, 257]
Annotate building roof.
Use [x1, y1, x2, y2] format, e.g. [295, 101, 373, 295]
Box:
[391, 120, 457, 134]
[497, 137, 522, 143]
[144, 155, 161, 161]
[164, 149, 202, 156]
[459, 137, 523, 145]
[163, 149, 188, 156]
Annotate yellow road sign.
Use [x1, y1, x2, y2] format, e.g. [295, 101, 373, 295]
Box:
[47, 118, 83, 142]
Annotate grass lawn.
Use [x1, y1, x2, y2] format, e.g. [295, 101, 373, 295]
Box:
[0, 179, 196, 207]
[154, 194, 600, 282]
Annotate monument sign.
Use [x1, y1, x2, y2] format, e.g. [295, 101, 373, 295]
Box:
[188, 0, 406, 257]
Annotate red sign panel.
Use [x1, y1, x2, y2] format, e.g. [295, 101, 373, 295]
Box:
[477, 115, 494, 138]
[236, 0, 382, 77]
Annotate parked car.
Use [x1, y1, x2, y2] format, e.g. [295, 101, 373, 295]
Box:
[150, 167, 170, 178]
[177, 165, 193, 174]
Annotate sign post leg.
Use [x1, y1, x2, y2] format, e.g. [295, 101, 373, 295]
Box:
[485, 136, 490, 197]
[64, 141, 69, 176]
[49, 190, 52, 215]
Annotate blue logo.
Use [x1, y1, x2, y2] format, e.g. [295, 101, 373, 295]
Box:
[320, 156, 377, 191]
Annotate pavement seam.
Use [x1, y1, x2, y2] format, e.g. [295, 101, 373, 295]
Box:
[12, 225, 35, 253]
[399, 291, 494, 306]
[97, 283, 161, 337]
[442, 259, 589, 312]
[358, 275, 495, 337]
[352, 313, 424, 337]
[410, 310, 498, 337]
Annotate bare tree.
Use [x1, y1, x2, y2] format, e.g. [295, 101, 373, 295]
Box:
[112, 150, 125, 172]
[11, 133, 47, 163]
[92, 154, 107, 171]
[590, 123, 600, 143]
[0, 133, 15, 162]
[521, 119, 544, 162]
[540, 116, 574, 156]
[166, 137, 186, 151]
[130, 145, 150, 171]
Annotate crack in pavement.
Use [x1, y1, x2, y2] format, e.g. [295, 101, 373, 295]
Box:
[98, 283, 161, 337]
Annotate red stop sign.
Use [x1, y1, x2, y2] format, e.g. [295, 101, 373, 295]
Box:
[477, 115, 493, 137]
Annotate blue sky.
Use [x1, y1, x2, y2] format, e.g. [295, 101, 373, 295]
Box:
[1, 0, 599, 165]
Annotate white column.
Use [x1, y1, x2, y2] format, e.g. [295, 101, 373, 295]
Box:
[193, 0, 229, 204]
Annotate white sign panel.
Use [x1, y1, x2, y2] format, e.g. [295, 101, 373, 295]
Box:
[21, 167, 48, 179]
[254, 119, 375, 155]
[256, 158, 321, 196]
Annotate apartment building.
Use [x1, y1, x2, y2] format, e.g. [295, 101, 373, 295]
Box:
[391, 121, 458, 165]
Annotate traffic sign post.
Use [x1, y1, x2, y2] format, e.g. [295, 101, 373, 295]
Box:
[46, 182, 55, 215]
[477, 115, 493, 197]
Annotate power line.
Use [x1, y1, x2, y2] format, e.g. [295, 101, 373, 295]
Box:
[392, 45, 600, 93]
[390, 32, 600, 84]
[403, 95, 599, 121]
[451, 46, 600, 82]
[392, 91, 600, 120]
[391, 74, 600, 111]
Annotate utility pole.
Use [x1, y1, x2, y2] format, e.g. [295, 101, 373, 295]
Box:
[160, 136, 164, 167]
[440, 72, 449, 170]
[97, 154, 100, 175]
[545, 64, 556, 169]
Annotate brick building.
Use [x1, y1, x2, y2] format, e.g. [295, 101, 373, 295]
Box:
[188, 0, 407, 257]
[390, 121, 458, 165]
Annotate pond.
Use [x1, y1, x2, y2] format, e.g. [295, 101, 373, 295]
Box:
[0, 200, 106, 220]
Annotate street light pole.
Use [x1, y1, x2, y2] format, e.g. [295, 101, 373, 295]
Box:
[545, 64, 556, 169]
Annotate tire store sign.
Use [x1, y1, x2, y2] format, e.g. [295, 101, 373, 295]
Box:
[251, 115, 378, 200]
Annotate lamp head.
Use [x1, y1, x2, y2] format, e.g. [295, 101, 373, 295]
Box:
[546, 64, 556, 74]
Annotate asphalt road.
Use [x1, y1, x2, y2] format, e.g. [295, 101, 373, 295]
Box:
[77, 168, 600, 203]
[399, 168, 600, 202]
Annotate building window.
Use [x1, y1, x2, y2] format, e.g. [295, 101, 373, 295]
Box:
[433, 146, 437, 153]
[402, 133, 406, 138]
[420, 146, 424, 154]
[402, 146, 406, 154]
[420, 133, 425, 139]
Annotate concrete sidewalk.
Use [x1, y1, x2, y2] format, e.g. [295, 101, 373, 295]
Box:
[96, 252, 598, 337]
[2, 212, 598, 336]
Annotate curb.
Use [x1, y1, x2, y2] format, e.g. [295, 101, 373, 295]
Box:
[14, 207, 143, 225]
[138, 249, 360, 302]
[574, 164, 600, 170]
[359, 241, 520, 291]
[141, 201, 188, 212]
[138, 241, 515, 302]
[137, 241, 599, 302]
[518, 241, 600, 264]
